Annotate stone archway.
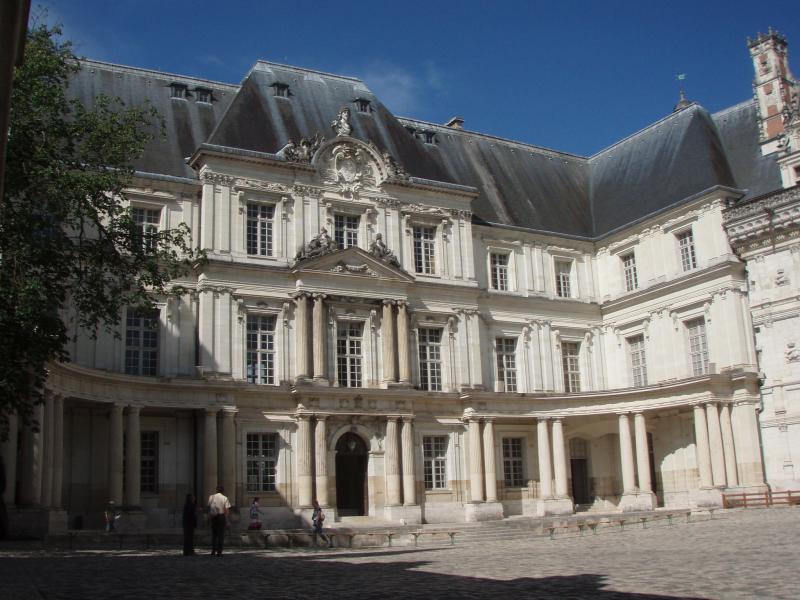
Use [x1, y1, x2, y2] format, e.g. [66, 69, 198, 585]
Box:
[335, 431, 368, 516]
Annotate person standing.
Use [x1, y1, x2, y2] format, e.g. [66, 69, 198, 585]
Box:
[182, 494, 197, 555]
[207, 485, 231, 556]
[249, 497, 261, 530]
[311, 499, 330, 547]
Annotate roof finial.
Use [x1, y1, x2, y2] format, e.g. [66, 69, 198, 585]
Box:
[674, 73, 692, 112]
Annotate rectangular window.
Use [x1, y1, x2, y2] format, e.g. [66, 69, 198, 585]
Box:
[502, 437, 524, 487]
[246, 433, 278, 492]
[561, 341, 581, 392]
[170, 84, 186, 99]
[496, 337, 517, 392]
[677, 230, 697, 271]
[622, 253, 638, 292]
[628, 334, 648, 387]
[413, 226, 436, 274]
[490, 252, 510, 291]
[337, 322, 363, 388]
[140, 431, 159, 493]
[125, 308, 159, 376]
[418, 328, 443, 391]
[195, 88, 211, 103]
[686, 318, 709, 376]
[423, 435, 448, 489]
[246, 315, 276, 384]
[246, 203, 274, 256]
[334, 214, 359, 249]
[555, 260, 572, 298]
[132, 207, 160, 252]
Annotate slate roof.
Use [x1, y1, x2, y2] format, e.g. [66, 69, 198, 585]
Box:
[68, 59, 784, 238]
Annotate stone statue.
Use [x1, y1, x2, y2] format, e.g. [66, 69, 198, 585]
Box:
[369, 233, 401, 268]
[383, 151, 409, 180]
[331, 107, 352, 137]
[278, 134, 323, 163]
[295, 228, 338, 262]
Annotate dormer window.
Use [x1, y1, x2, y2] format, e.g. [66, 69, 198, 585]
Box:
[195, 88, 212, 103]
[405, 126, 417, 138]
[272, 83, 290, 98]
[423, 130, 436, 144]
[170, 83, 187, 99]
[354, 98, 371, 113]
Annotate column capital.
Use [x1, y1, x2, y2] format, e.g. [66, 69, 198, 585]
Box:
[385, 415, 401, 422]
[221, 406, 238, 417]
[536, 415, 551, 422]
[204, 407, 219, 417]
[401, 415, 415, 423]
[292, 291, 312, 301]
[550, 416, 564, 423]
[294, 412, 312, 421]
[482, 416, 497, 423]
[127, 404, 142, 414]
[312, 292, 328, 301]
[314, 414, 328, 422]
[382, 298, 397, 307]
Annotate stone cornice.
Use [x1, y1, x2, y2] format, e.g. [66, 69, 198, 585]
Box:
[723, 185, 800, 250]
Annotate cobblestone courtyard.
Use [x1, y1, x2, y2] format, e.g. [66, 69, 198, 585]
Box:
[1, 508, 797, 599]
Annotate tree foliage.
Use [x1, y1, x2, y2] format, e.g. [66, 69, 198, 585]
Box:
[0, 24, 202, 434]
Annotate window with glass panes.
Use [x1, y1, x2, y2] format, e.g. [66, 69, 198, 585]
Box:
[561, 341, 581, 392]
[140, 431, 159, 493]
[622, 253, 638, 291]
[125, 308, 159, 376]
[337, 322, 363, 387]
[334, 214, 359, 249]
[246, 315, 276, 384]
[496, 337, 517, 392]
[418, 328, 443, 391]
[413, 226, 436, 274]
[246, 203, 274, 256]
[677, 229, 697, 271]
[246, 433, 278, 492]
[490, 252, 510, 290]
[132, 207, 160, 252]
[686, 318, 709, 376]
[628, 334, 648, 387]
[555, 260, 572, 298]
[423, 435, 448, 489]
[502, 437, 524, 487]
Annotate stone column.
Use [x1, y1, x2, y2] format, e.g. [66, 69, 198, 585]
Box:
[52, 396, 65, 509]
[693, 404, 713, 488]
[294, 293, 310, 381]
[382, 300, 397, 383]
[397, 302, 411, 385]
[296, 414, 313, 507]
[719, 403, 739, 487]
[401, 418, 416, 505]
[312, 294, 328, 383]
[706, 402, 727, 487]
[618, 413, 636, 494]
[552, 418, 568, 498]
[314, 417, 329, 506]
[482, 419, 498, 502]
[125, 406, 141, 507]
[537, 418, 553, 499]
[20, 402, 44, 505]
[220, 408, 237, 504]
[468, 418, 484, 502]
[203, 408, 218, 499]
[41, 393, 54, 507]
[108, 404, 124, 506]
[1, 412, 18, 506]
[385, 417, 402, 505]
[633, 412, 652, 493]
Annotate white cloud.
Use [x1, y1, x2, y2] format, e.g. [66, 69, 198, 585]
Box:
[353, 59, 448, 116]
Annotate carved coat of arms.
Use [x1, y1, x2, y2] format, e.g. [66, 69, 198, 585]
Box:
[323, 143, 376, 197]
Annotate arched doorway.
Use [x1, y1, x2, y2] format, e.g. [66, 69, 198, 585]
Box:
[335, 432, 368, 516]
[569, 437, 591, 506]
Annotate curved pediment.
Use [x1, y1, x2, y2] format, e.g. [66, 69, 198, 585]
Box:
[311, 136, 388, 198]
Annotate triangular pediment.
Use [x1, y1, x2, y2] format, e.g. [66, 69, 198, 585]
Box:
[292, 247, 414, 282]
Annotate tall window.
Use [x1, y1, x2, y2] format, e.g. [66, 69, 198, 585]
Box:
[246, 315, 276, 384]
[418, 328, 443, 391]
[561, 341, 581, 392]
[140, 431, 159, 493]
[334, 214, 359, 249]
[490, 252, 510, 290]
[496, 337, 517, 392]
[413, 226, 436, 274]
[125, 308, 159, 376]
[502, 438, 524, 487]
[337, 322, 363, 387]
[555, 260, 572, 298]
[132, 207, 160, 252]
[677, 230, 697, 271]
[628, 335, 648, 387]
[622, 253, 638, 292]
[246, 203, 274, 256]
[686, 318, 709, 376]
[423, 435, 448, 489]
[246, 433, 278, 492]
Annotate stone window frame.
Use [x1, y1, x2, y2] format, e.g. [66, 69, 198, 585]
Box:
[239, 424, 287, 499]
[494, 335, 519, 393]
[621, 251, 639, 292]
[323, 199, 375, 253]
[417, 327, 444, 391]
[236, 301, 284, 386]
[124, 304, 163, 377]
[684, 315, 710, 377]
[411, 312, 455, 392]
[140, 430, 160, 494]
[626, 333, 648, 387]
[245, 431, 280, 493]
[237, 190, 286, 261]
[129, 199, 164, 253]
[245, 313, 278, 386]
[334, 316, 366, 389]
[169, 83, 187, 99]
[559, 338, 582, 393]
[501, 436, 526, 488]
[421, 433, 450, 490]
[486, 243, 519, 293]
[194, 87, 212, 104]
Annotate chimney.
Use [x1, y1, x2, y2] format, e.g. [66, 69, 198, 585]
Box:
[445, 116, 464, 129]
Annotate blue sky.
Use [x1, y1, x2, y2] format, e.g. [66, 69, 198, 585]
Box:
[38, 0, 798, 156]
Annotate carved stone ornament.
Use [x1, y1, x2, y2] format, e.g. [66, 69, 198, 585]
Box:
[330, 262, 378, 277]
[331, 106, 352, 137]
[277, 133, 324, 164]
[369, 233, 401, 268]
[382, 151, 409, 181]
[321, 143, 376, 198]
[294, 228, 338, 262]
[787, 342, 800, 364]
[776, 269, 789, 286]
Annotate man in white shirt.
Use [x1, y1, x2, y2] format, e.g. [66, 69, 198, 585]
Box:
[207, 485, 231, 556]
